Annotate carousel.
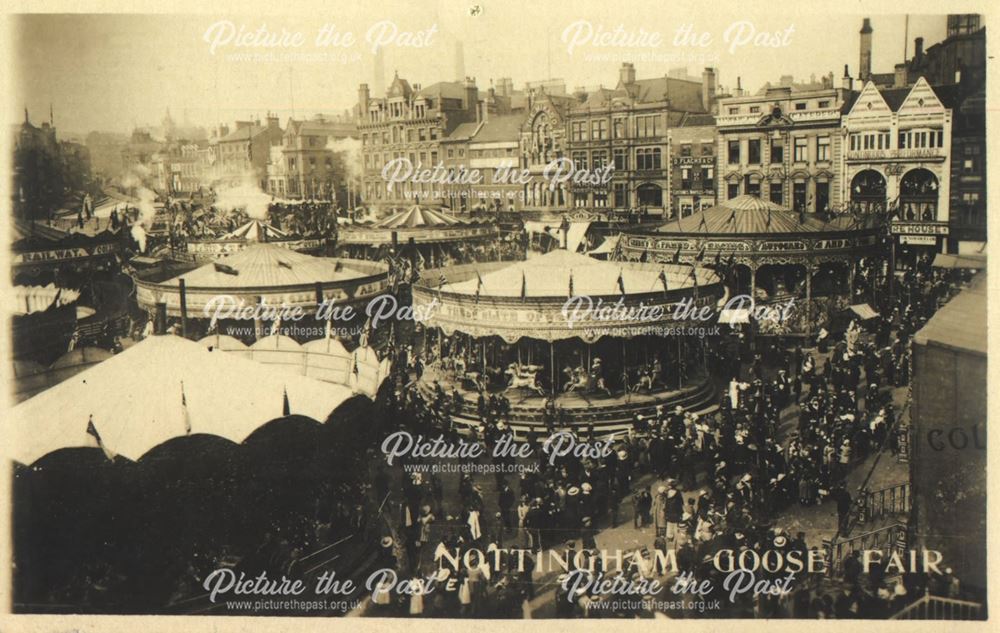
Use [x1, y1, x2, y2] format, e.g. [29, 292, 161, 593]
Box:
[181, 218, 328, 261]
[618, 195, 884, 336]
[133, 243, 390, 342]
[337, 203, 496, 264]
[410, 249, 727, 438]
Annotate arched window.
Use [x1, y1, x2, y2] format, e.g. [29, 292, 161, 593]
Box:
[850, 169, 887, 214]
[899, 168, 939, 221]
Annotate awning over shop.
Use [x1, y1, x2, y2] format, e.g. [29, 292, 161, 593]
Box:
[931, 253, 987, 270]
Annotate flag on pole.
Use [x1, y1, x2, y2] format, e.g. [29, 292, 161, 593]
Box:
[672, 245, 681, 264]
[86, 416, 116, 461]
[639, 249, 648, 263]
[617, 269, 626, 295]
[475, 271, 484, 303]
[282, 387, 291, 416]
[698, 214, 707, 231]
[181, 381, 192, 434]
[438, 272, 447, 288]
[325, 318, 333, 340]
[713, 251, 722, 266]
[727, 208, 737, 223]
[520, 271, 527, 302]
[658, 269, 669, 294]
[568, 270, 574, 298]
[695, 245, 706, 262]
[359, 316, 372, 348]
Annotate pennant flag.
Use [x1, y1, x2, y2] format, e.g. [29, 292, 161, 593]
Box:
[282, 387, 291, 416]
[698, 214, 707, 231]
[86, 416, 116, 461]
[639, 249, 648, 263]
[181, 381, 192, 434]
[713, 251, 722, 266]
[617, 269, 626, 295]
[438, 272, 447, 288]
[766, 209, 772, 228]
[689, 266, 699, 286]
[727, 208, 737, 223]
[658, 269, 669, 294]
[521, 271, 527, 302]
[568, 270, 574, 298]
[474, 271, 484, 303]
[672, 246, 681, 264]
[695, 245, 706, 262]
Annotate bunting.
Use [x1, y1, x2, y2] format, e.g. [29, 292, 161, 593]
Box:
[86, 416, 116, 461]
[181, 381, 192, 435]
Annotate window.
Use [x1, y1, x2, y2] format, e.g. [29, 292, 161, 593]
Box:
[727, 182, 739, 199]
[749, 106, 761, 114]
[770, 139, 784, 163]
[447, 149, 454, 158]
[744, 176, 760, 198]
[816, 181, 830, 212]
[770, 182, 783, 205]
[681, 144, 692, 157]
[635, 115, 659, 138]
[702, 167, 714, 190]
[418, 129, 427, 142]
[728, 107, 740, 115]
[613, 148, 628, 171]
[794, 102, 807, 111]
[818, 100, 831, 108]
[592, 120, 608, 140]
[571, 121, 587, 142]
[430, 128, 439, 140]
[613, 118, 627, 139]
[591, 151, 607, 169]
[571, 151, 588, 170]
[728, 140, 740, 164]
[748, 139, 761, 164]
[593, 191, 608, 207]
[793, 182, 807, 211]
[407, 129, 415, 142]
[635, 147, 661, 170]
[793, 137, 808, 162]
[614, 182, 628, 207]
[681, 167, 692, 189]
[816, 136, 830, 161]
[701, 143, 714, 156]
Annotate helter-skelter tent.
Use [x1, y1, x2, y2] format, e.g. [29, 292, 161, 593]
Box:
[4, 335, 358, 465]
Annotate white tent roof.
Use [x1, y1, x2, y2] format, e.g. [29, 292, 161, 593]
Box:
[4, 335, 353, 465]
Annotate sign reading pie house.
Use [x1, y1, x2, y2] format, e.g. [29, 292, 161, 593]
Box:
[890, 220, 950, 236]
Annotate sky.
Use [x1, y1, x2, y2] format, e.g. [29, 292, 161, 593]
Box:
[10, 3, 950, 137]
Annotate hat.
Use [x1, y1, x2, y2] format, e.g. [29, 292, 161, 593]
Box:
[381, 536, 394, 548]
[675, 406, 684, 413]
[568, 486, 580, 496]
[581, 483, 593, 493]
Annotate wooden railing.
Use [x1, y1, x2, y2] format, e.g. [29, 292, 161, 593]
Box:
[891, 592, 985, 620]
[856, 482, 911, 525]
[825, 522, 907, 575]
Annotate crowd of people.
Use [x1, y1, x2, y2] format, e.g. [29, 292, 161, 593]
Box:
[356, 250, 979, 618]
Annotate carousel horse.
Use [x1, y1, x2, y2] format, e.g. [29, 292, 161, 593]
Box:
[564, 366, 590, 393]
[504, 363, 546, 396]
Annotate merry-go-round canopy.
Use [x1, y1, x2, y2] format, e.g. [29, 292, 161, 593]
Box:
[411, 249, 725, 343]
[620, 195, 881, 267]
[3, 335, 355, 465]
[220, 219, 288, 241]
[338, 203, 494, 245]
[133, 243, 389, 317]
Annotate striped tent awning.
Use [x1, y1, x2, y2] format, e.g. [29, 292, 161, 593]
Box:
[373, 205, 481, 229]
[221, 219, 289, 242]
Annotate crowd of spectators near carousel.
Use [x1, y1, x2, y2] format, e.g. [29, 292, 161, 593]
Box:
[358, 254, 977, 618]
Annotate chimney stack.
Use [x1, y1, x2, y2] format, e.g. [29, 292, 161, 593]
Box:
[619, 62, 636, 86]
[464, 77, 478, 117]
[893, 63, 908, 88]
[859, 18, 873, 81]
[358, 84, 370, 118]
[915, 37, 924, 61]
[842, 64, 853, 91]
[701, 67, 717, 111]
